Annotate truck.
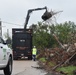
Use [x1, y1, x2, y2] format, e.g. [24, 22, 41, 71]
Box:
[0, 36, 13, 75]
[12, 28, 32, 60]
[12, 6, 52, 60]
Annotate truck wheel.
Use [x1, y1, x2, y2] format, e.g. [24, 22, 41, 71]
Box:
[13, 57, 18, 60]
[28, 56, 32, 60]
[3, 57, 12, 75]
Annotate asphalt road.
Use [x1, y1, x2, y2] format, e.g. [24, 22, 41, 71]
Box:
[0, 60, 47, 75]
[0, 60, 60, 75]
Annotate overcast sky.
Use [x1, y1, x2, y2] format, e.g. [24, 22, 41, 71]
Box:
[0, 0, 76, 37]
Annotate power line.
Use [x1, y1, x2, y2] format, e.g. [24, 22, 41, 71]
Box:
[1, 21, 30, 27]
[2, 21, 23, 26]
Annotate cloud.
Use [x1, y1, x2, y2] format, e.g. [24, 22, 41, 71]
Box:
[0, 0, 76, 37]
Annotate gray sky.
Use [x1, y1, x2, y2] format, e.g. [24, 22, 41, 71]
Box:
[0, 0, 76, 37]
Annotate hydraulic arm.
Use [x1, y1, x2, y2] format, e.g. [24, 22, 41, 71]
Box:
[24, 6, 48, 30]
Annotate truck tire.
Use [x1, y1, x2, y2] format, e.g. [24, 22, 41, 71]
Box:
[3, 57, 12, 75]
[13, 57, 18, 60]
[28, 56, 32, 60]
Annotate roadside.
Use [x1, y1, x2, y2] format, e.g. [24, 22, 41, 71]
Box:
[11, 60, 62, 75]
[12, 60, 47, 75]
[37, 47, 76, 75]
[0, 60, 63, 75]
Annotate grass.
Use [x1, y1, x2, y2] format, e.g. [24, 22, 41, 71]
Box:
[39, 57, 46, 63]
[57, 66, 76, 75]
[38, 57, 76, 75]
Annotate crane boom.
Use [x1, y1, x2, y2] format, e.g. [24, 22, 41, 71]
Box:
[24, 6, 47, 30]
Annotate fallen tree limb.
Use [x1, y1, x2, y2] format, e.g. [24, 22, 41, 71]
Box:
[64, 52, 76, 65]
[52, 52, 76, 71]
[52, 62, 64, 71]
[53, 34, 65, 49]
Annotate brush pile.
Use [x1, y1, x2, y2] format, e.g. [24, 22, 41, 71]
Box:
[37, 43, 76, 70]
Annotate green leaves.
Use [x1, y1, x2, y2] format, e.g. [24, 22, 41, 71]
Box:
[32, 21, 76, 49]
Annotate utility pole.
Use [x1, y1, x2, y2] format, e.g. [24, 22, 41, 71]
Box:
[7, 29, 9, 38]
[0, 19, 2, 36]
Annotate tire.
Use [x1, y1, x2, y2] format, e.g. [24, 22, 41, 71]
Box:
[3, 57, 12, 75]
[13, 57, 18, 60]
[28, 56, 32, 60]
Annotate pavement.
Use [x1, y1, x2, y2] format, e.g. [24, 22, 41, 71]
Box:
[0, 60, 61, 75]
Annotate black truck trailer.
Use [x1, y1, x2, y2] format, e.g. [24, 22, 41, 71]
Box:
[12, 6, 51, 60]
[12, 28, 32, 60]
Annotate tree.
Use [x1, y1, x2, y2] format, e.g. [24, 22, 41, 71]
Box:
[31, 21, 76, 49]
[3, 32, 12, 48]
[54, 21, 76, 44]
[32, 22, 52, 49]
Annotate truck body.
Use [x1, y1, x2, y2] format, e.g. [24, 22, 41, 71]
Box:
[0, 36, 13, 75]
[12, 6, 49, 60]
[12, 28, 32, 60]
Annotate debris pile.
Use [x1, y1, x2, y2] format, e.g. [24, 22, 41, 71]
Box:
[38, 44, 76, 70]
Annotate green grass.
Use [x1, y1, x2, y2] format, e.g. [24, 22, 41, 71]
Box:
[38, 57, 76, 75]
[57, 66, 76, 75]
[39, 57, 46, 62]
